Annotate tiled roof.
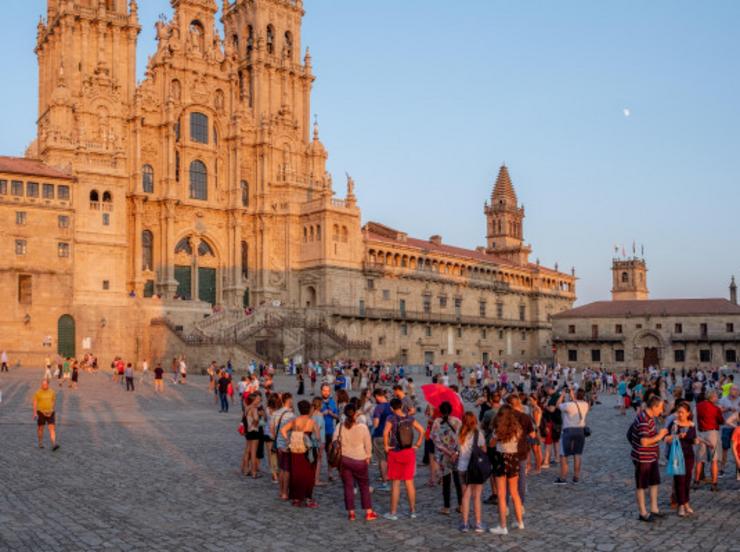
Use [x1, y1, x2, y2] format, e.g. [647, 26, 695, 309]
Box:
[553, 298, 740, 319]
[0, 156, 73, 180]
[492, 165, 517, 204]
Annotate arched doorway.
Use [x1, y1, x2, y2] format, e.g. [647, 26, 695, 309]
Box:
[634, 330, 663, 369]
[58, 315, 76, 358]
[304, 286, 317, 308]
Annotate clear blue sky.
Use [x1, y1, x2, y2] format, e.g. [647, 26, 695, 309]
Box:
[4, 1, 739, 304]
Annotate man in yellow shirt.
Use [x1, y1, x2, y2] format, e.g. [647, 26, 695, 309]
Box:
[32, 380, 60, 451]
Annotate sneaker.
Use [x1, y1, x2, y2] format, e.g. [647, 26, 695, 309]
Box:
[554, 478, 567, 485]
[365, 511, 378, 522]
[489, 526, 508, 536]
[458, 522, 469, 533]
[383, 513, 398, 521]
[474, 523, 486, 533]
[409, 512, 418, 519]
[52, 444, 60, 452]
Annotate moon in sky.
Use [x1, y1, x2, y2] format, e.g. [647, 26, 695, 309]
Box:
[623, 108, 631, 117]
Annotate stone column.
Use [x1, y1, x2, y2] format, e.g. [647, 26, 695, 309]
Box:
[132, 196, 144, 295]
[158, 199, 178, 298]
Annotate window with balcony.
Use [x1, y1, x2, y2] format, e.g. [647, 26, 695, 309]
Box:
[399, 299, 406, 316]
[496, 303, 504, 318]
[439, 296, 447, 308]
[479, 301, 487, 317]
[519, 305, 526, 321]
[423, 297, 431, 315]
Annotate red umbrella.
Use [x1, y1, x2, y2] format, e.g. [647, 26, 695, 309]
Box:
[421, 384, 464, 420]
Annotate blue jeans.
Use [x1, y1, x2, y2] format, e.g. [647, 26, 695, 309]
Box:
[219, 392, 229, 412]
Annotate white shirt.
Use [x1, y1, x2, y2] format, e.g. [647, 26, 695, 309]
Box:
[559, 400, 590, 429]
[457, 430, 485, 472]
[719, 396, 739, 426]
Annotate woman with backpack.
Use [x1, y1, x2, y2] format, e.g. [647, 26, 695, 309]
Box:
[430, 401, 463, 515]
[280, 400, 319, 507]
[333, 404, 378, 521]
[456, 412, 488, 533]
[489, 405, 525, 536]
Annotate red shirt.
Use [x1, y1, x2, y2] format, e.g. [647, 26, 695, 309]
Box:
[696, 400, 724, 432]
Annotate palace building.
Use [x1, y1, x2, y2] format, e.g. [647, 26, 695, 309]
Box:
[1, 0, 575, 368]
[552, 258, 740, 370]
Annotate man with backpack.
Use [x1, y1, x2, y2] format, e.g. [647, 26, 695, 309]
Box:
[383, 398, 425, 520]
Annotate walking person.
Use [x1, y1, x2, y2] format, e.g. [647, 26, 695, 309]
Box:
[457, 412, 487, 533]
[1, 350, 8, 372]
[371, 388, 392, 492]
[153, 363, 164, 393]
[554, 388, 589, 485]
[217, 371, 230, 413]
[489, 405, 525, 536]
[124, 363, 135, 392]
[430, 401, 462, 515]
[383, 397, 425, 520]
[320, 384, 340, 481]
[310, 397, 327, 486]
[281, 400, 319, 508]
[32, 380, 60, 451]
[334, 404, 378, 521]
[666, 402, 698, 517]
[628, 396, 669, 522]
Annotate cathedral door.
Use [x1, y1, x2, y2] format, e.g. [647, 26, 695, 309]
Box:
[57, 315, 76, 359]
[643, 347, 659, 369]
[175, 265, 192, 300]
[198, 267, 217, 306]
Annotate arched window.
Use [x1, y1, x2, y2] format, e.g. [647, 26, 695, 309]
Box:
[190, 112, 209, 144]
[316, 224, 321, 241]
[189, 160, 207, 200]
[621, 272, 629, 283]
[266, 25, 275, 54]
[309, 226, 315, 242]
[102, 191, 112, 202]
[341, 226, 349, 243]
[241, 180, 249, 207]
[189, 20, 205, 52]
[247, 25, 254, 53]
[175, 237, 192, 255]
[198, 240, 215, 257]
[142, 165, 154, 193]
[90, 190, 99, 202]
[285, 31, 293, 57]
[241, 241, 248, 278]
[142, 230, 153, 271]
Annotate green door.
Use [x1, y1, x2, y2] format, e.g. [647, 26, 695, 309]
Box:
[174, 265, 192, 300]
[58, 315, 76, 358]
[198, 267, 217, 305]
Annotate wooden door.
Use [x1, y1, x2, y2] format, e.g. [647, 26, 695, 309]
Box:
[57, 315, 76, 358]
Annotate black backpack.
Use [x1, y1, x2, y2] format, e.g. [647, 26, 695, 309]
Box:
[396, 417, 414, 450]
[466, 432, 492, 484]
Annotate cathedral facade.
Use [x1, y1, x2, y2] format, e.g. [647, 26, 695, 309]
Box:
[1, 0, 575, 369]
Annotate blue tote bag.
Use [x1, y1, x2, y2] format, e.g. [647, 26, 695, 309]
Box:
[666, 437, 685, 476]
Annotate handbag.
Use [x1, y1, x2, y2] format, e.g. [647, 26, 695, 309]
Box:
[667, 432, 686, 476]
[271, 412, 287, 454]
[327, 425, 343, 468]
[575, 401, 591, 438]
[466, 432, 492, 484]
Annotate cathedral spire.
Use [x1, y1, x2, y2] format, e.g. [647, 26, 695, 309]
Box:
[491, 164, 518, 206]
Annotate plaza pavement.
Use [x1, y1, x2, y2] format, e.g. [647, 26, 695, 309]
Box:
[0, 369, 738, 552]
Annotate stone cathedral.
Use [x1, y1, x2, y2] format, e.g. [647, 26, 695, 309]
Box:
[1, 0, 575, 369]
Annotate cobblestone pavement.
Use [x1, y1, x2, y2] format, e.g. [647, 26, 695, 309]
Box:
[1, 369, 738, 552]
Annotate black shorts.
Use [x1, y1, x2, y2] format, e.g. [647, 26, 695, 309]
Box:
[492, 451, 519, 479]
[37, 411, 55, 426]
[633, 460, 660, 490]
[246, 431, 261, 441]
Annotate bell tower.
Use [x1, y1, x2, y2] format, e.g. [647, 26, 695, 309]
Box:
[485, 165, 531, 265]
[35, 0, 140, 165]
[611, 257, 649, 301]
[222, 0, 312, 139]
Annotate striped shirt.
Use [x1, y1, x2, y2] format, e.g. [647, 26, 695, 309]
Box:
[629, 411, 658, 463]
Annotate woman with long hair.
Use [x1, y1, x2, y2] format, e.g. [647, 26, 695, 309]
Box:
[242, 393, 265, 478]
[666, 401, 698, 517]
[457, 411, 486, 533]
[334, 404, 378, 521]
[527, 394, 543, 474]
[431, 401, 462, 515]
[310, 397, 327, 486]
[489, 405, 524, 535]
[281, 400, 319, 507]
[264, 393, 283, 483]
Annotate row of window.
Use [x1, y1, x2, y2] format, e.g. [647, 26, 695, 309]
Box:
[0, 180, 70, 200]
[302, 224, 350, 244]
[15, 239, 69, 257]
[570, 322, 735, 336]
[233, 24, 293, 57]
[14, 212, 71, 228]
[567, 348, 737, 363]
[393, 323, 524, 341]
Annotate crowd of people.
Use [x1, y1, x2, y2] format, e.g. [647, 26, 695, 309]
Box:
[20, 353, 739, 535]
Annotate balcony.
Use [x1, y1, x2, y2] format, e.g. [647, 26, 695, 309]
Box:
[553, 334, 625, 344]
[328, 305, 543, 329]
[670, 333, 740, 343]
